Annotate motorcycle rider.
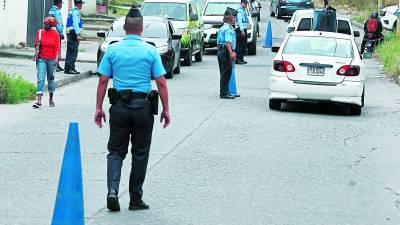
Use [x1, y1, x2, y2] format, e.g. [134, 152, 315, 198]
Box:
[360, 12, 383, 54]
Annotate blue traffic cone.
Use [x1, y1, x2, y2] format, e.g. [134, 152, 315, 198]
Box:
[264, 21, 273, 48]
[229, 62, 239, 96]
[51, 122, 84, 225]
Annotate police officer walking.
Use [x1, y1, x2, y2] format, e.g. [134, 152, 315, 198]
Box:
[64, 0, 84, 74]
[49, 0, 64, 72]
[217, 8, 237, 99]
[235, 0, 249, 65]
[94, 6, 171, 212]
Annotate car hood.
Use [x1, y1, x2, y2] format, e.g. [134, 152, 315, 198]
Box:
[203, 15, 224, 24]
[170, 21, 189, 30]
[382, 5, 398, 14]
[101, 36, 168, 51]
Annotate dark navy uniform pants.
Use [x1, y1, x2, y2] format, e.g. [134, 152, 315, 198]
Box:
[235, 29, 247, 61]
[217, 46, 232, 96]
[65, 32, 80, 71]
[107, 99, 154, 202]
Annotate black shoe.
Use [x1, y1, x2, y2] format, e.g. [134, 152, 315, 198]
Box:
[129, 199, 150, 210]
[107, 189, 120, 211]
[64, 69, 77, 75]
[235, 60, 246, 65]
[72, 69, 81, 74]
[56, 66, 64, 72]
[220, 94, 235, 99]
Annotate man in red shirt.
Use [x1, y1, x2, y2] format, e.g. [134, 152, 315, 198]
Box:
[33, 17, 61, 108]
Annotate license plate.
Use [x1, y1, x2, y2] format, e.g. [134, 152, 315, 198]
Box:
[307, 66, 325, 76]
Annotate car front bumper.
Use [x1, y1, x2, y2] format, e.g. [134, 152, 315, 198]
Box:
[269, 75, 364, 106]
[204, 28, 218, 48]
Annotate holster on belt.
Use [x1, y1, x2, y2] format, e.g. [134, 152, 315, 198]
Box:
[108, 88, 118, 105]
[148, 90, 159, 115]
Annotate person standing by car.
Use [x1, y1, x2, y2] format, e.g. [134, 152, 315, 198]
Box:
[360, 12, 383, 54]
[64, 0, 84, 74]
[236, 0, 249, 64]
[94, 6, 171, 212]
[250, 0, 261, 37]
[217, 8, 237, 99]
[33, 17, 60, 108]
[49, 0, 65, 72]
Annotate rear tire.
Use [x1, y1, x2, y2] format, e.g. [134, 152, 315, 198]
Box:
[270, 5, 275, 17]
[183, 47, 192, 66]
[195, 46, 203, 62]
[247, 39, 257, 55]
[276, 6, 282, 19]
[350, 104, 362, 115]
[269, 99, 282, 110]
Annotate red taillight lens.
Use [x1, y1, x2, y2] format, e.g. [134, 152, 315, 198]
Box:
[336, 65, 360, 76]
[273, 60, 295, 73]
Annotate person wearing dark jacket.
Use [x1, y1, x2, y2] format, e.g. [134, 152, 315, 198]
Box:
[360, 12, 383, 54]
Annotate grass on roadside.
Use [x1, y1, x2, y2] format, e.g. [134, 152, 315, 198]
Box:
[0, 70, 36, 104]
[376, 32, 400, 80]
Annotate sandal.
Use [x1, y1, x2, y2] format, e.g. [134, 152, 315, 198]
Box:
[33, 102, 42, 108]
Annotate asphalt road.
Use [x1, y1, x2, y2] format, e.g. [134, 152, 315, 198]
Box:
[1, 3, 400, 225]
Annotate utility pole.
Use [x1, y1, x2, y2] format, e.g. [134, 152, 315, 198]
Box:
[378, 0, 383, 10]
[397, 0, 400, 35]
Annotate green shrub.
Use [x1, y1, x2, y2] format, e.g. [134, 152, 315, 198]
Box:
[376, 33, 400, 79]
[0, 70, 36, 104]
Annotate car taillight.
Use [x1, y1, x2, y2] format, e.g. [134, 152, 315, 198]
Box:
[336, 65, 360, 76]
[273, 60, 295, 72]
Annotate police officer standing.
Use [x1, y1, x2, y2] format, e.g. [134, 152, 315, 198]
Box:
[94, 6, 171, 211]
[236, 0, 249, 65]
[49, 0, 64, 72]
[64, 0, 84, 74]
[217, 8, 237, 99]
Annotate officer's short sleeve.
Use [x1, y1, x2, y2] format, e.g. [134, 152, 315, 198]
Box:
[225, 29, 234, 44]
[150, 48, 166, 78]
[97, 49, 112, 77]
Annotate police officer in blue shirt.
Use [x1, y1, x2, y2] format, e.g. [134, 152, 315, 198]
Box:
[94, 6, 171, 212]
[236, 0, 249, 64]
[65, 0, 84, 74]
[217, 8, 237, 99]
[49, 0, 64, 72]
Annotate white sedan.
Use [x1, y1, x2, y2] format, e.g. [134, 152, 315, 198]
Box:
[269, 31, 365, 115]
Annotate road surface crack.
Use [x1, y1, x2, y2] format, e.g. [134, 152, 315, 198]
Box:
[353, 147, 378, 167]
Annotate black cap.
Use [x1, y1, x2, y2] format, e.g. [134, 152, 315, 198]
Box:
[224, 7, 238, 16]
[127, 6, 143, 18]
[241, 0, 248, 3]
[54, 0, 63, 4]
[74, 0, 85, 4]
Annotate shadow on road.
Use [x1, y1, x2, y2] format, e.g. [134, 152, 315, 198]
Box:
[279, 101, 356, 116]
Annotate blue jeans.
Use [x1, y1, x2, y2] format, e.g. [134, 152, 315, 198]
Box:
[36, 58, 56, 95]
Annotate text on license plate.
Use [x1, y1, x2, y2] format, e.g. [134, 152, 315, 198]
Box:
[307, 66, 325, 76]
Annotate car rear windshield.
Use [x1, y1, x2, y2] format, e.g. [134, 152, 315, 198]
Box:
[141, 2, 187, 21]
[283, 36, 354, 58]
[204, 2, 240, 16]
[108, 19, 168, 39]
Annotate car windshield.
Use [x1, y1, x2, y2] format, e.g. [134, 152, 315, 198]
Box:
[283, 36, 354, 58]
[141, 2, 187, 21]
[204, 2, 240, 16]
[107, 18, 168, 39]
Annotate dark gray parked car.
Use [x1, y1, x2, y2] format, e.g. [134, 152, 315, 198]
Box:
[270, 0, 314, 19]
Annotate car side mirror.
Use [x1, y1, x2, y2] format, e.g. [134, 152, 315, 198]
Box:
[251, 11, 260, 17]
[190, 14, 199, 21]
[353, 31, 360, 37]
[172, 34, 182, 40]
[271, 46, 280, 53]
[362, 52, 372, 59]
[97, 31, 106, 38]
[287, 27, 295, 33]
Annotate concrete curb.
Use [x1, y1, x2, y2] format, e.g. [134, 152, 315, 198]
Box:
[55, 70, 94, 89]
[0, 50, 97, 63]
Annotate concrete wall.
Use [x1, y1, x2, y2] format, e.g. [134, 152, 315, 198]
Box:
[80, 0, 97, 16]
[0, 1, 29, 47]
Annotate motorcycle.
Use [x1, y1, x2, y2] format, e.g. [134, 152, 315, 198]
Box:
[362, 33, 382, 59]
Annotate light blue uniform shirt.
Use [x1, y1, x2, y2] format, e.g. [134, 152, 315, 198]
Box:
[97, 35, 166, 93]
[49, 5, 64, 35]
[66, 7, 83, 35]
[236, 6, 249, 32]
[217, 23, 236, 50]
